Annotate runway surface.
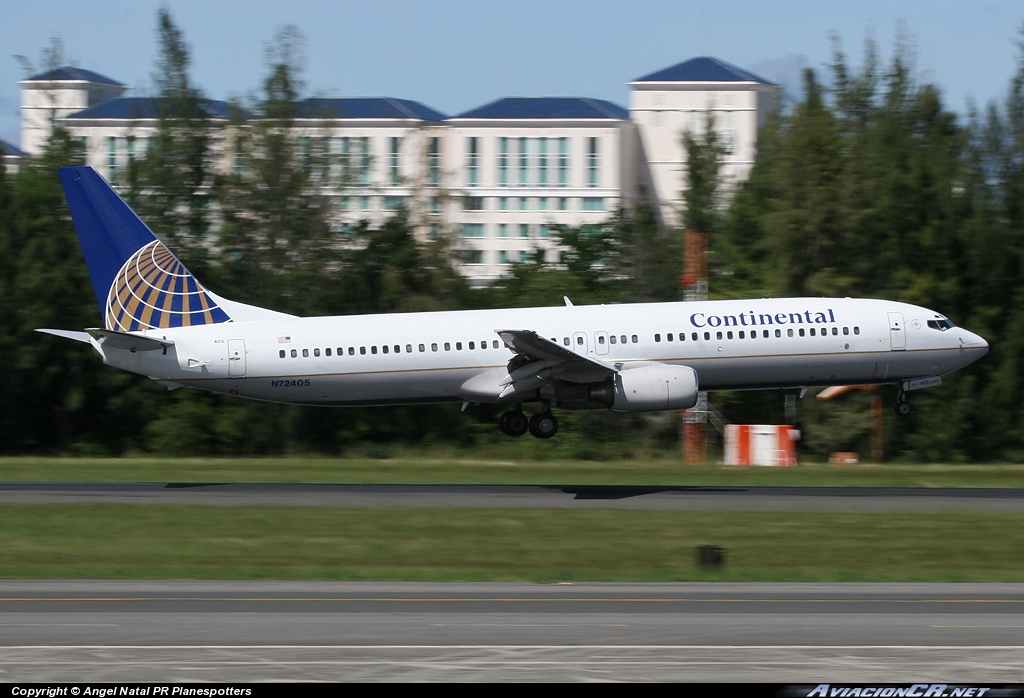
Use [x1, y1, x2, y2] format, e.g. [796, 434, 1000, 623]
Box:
[3, 483, 1023, 680]
[3, 481, 1024, 510]
[2, 581, 1024, 681]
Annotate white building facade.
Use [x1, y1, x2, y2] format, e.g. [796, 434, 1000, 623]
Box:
[18, 57, 777, 284]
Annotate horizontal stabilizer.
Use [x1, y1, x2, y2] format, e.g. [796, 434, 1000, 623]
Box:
[35, 328, 92, 344]
[86, 328, 175, 352]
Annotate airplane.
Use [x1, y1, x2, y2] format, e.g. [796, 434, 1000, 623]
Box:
[39, 166, 989, 439]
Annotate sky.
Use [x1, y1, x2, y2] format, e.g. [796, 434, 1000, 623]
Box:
[2, 0, 1021, 147]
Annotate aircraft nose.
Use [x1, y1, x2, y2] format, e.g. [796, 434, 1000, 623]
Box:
[962, 330, 989, 355]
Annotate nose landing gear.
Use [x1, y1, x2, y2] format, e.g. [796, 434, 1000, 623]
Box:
[894, 391, 911, 416]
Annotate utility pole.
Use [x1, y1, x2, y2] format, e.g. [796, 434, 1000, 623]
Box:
[681, 228, 708, 464]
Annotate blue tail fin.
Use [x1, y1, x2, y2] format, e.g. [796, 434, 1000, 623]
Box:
[59, 166, 231, 332]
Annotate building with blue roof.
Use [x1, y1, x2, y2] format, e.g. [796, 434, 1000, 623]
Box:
[444, 96, 648, 282]
[19, 67, 126, 155]
[629, 56, 779, 225]
[16, 57, 777, 283]
[2, 139, 28, 174]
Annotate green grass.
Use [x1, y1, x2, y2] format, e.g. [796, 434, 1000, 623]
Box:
[1, 505, 1022, 582]
[4, 456, 1024, 487]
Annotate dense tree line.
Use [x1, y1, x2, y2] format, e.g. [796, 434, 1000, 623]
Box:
[2, 13, 1022, 460]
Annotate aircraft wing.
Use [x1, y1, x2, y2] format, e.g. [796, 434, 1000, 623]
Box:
[496, 329, 618, 375]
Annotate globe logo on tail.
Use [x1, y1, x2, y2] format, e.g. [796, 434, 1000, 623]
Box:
[105, 240, 229, 331]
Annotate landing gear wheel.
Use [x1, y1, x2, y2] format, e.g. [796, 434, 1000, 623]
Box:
[529, 412, 559, 439]
[499, 409, 528, 437]
[894, 390, 911, 416]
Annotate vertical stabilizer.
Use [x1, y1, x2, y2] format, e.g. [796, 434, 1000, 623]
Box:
[58, 166, 232, 331]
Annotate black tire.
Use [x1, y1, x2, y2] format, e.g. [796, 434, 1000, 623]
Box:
[895, 401, 911, 416]
[528, 412, 558, 439]
[500, 410, 528, 437]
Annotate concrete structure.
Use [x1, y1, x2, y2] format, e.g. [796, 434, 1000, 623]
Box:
[630, 57, 777, 226]
[19, 67, 126, 156]
[17, 58, 777, 284]
[2, 139, 27, 174]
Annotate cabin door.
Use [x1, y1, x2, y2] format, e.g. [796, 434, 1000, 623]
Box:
[228, 339, 247, 377]
[887, 312, 906, 350]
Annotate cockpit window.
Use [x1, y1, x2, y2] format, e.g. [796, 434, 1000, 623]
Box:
[927, 318, 955, 331]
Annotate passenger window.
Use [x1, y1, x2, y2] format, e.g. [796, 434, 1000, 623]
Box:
[314, 348, 320, 357]
[419, 344, 425, 352]
[291, 349, 297, 358]
[810, 328, 816, 337]
[493, 340, 499, 349]
[563, 337, 570, 346]
[631, 335, 638, 343]
[799, 329, 805, 337]
[360, 347, 366, 355]
[598, 335, 606, 345]
[655, 334, 661, 342]
[371, 346, 378, 354]
[279, 350, 285, 359]
[432, 343, 438, 351]
[703, 332, 709, 340]
[382, 345, 389, 354]
[610, 335, 617, 344]
[727, 331, 733, 340]
[407, 345, 413, 353]
[775, 329, 781, 338]
[469, 342, 475, 350]
[832, 327, 838, 336]
[394, 345, 401, 353]
[456, 342, 462, 350]
[843, 327, 849, 336]
[667, 333, 673, 342]
[302, 349, 309, 357]
[788, 329, 794, 338]
[716, 331, 723, 340]
[738, 331, 745, 339]
[854, 327, 860, 335]
[444, 342, 451, 351]
[349, 347, 355, 355]
[692, 333, 698, 341]
[326, 348, 332, 357]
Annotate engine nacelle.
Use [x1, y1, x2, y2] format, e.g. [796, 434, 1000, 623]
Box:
[590, 363, 699, 413]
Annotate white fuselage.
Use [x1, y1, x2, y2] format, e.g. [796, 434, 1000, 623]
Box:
[93, 297, 989, 408]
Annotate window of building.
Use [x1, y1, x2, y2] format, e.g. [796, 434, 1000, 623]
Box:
[582, 197, 605, 211]
[538, 137, 549, 186]
[385, 196, 406, 210]
[428, 136, 441, 185]
[463, 196, 484, 211]
[460, 223, 485, 237]
[518, 137, 529, 186]
[498, 137, 509, 187]
[558, 137, 569, 186]
[461, 250, 484, 264]
[358, 137, 371, 184]
[389, 136, 402, 184]
[587, 137, 599, 187]
[467, 136, 479, 187]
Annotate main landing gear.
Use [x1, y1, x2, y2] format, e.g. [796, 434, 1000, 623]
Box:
[499, 405, 558, 439]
